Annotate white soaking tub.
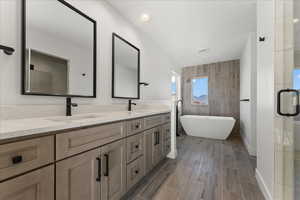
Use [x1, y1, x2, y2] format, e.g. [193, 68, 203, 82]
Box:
[180, 115, 236, 140]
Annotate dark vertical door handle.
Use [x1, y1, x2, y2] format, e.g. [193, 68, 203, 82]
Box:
[154, 132, 159, 145]
[96, 157, 101, 182]
[277, 89, 300, 116]
[104, 154, 109, 177]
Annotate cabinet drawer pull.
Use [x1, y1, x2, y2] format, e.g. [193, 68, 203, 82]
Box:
[12, 155, 23, 164]
[96, 157, 101, 182]
[135, 170, 139, 174]
[135, 124, 140, 129]
[135, 144, 139, 149]
[104, 154, 109, 177]
[154, 131, 160, 145]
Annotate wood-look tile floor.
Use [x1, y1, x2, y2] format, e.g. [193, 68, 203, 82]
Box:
[124, 136, 265, 200]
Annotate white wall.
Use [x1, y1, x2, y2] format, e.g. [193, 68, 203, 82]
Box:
[0, 0, 174, 109]
[27, 28, 93, 96]
[256, 0, 275, 199]
[115, 65, 137, 98]
[240, 32, 257, 156]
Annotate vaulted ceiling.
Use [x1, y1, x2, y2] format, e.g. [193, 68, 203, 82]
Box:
[107, 0, 257, 68]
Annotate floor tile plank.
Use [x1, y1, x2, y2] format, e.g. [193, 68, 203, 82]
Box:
[124, 136, 265, 200]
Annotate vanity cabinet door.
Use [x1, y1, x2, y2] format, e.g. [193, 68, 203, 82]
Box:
[162, 123, 171, 157]
[56, 149, 101, 200]
[164, 139, 171, 156]
[144, 130, 153, 174]
[152, 127, 162, 167]
[101, 140, 126, 200]
[0, 165, 54, 200]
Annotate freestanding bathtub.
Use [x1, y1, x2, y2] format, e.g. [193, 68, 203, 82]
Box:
[180, 115, 236, 140]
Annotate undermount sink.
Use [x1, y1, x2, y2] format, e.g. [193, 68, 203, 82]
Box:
[47, 114, 104, 122]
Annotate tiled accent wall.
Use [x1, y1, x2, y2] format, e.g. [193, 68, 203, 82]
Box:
[181, 60, 240, 136]
[274, 0, 295, 199]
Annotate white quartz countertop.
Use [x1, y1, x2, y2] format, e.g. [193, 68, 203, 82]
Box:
[0, 109, 171, 142]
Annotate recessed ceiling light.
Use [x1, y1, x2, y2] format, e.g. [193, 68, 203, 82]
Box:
[294, 18, 299, 23]
[140, 14, 151, 22]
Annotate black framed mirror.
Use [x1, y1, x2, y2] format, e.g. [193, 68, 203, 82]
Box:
[112, 33, 140, 99]
[22, 0, 97, 98]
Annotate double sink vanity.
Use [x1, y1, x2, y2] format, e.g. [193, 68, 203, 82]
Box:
[0, 110, 171, 200]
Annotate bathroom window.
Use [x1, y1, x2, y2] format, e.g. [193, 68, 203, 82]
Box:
[171, 75, 177, 95]
[294, 69, 300, 90]
[191, 76, 208, 105]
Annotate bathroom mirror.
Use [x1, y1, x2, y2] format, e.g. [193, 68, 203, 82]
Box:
[22, 0, 97, 97]
[112, 33, 140, 99]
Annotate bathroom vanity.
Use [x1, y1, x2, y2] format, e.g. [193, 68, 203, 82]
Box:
[0, 111, 171, 200]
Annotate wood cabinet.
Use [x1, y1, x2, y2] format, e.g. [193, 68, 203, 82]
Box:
[126, 119, 144, 136]
[161, 123, 171, 156]
[126, 155, 145, 190]
[0, 112, 170, 200]
[56, 140, 126, 200]
[101, 140, 126, 200]
[56, 149, 101, 200]
[164, 139, 171, 156]
[56, 122, 125, 160]
[144, 124, 168, 174]
[162, 113, 171, 124]
[152, 127, 163, 166]
[0, 136, 54, 181]
[126, 134, 144, 163]
[0, 165, 54, 200]
[144, 129, 153, 174]
[144, 115, 163, 130]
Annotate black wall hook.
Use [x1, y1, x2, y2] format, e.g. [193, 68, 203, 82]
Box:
[259, 37, 266, 42]
[139, 82, 150, 86]
[0, 45, 15, 55]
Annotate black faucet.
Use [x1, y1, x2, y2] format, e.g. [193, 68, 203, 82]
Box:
[128, 100, 137, 111]
[66, 97, 78, 116]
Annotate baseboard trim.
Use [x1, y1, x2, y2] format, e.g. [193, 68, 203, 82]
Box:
[255, 169, 273, 200]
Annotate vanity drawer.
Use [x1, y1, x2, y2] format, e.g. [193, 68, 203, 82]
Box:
[126, 134, 144, 163]
[144, 115, 163, 129]
[162, 113, 171, 123]
[127, 155, 145, 191]
[126, 119, 144, 136]
[56, 122, 125, 160]
[0, 136, 54, 181]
